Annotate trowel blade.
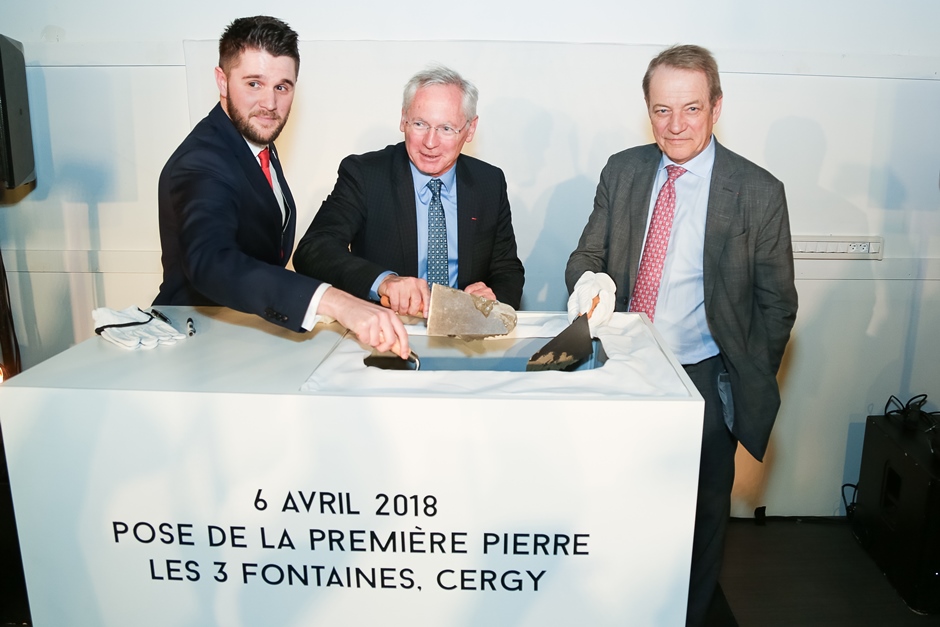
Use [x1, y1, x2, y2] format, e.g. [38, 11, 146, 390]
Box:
[525, 312, 593, 371]
[426, 284, 517, 340]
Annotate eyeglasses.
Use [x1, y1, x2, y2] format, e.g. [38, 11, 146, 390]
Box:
[404, 119, 469, 139]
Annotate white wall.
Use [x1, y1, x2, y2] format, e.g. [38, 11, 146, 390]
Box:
[1, 1, 938, 517]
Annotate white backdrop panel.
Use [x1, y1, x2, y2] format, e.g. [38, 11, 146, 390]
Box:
[184, 40, 940, 311]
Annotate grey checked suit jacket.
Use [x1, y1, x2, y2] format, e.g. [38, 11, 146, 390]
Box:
[566, 141, 797, 460]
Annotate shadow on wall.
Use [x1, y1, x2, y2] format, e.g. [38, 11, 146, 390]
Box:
[732, 116, 874, 513]
[843, 80, 940, 503]
[475, 97, 565, 311]
[0, 66, 136, 366]
[507, 106, 643, 312]
[866, 79, 938, 399]
[0, 69, 48, 366]
[522, 173, 598, 311]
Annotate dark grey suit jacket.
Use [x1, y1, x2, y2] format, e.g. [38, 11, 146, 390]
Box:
[153, 103, 322, 331]
[293, 143, 524, 308]
[566, 141, 797, 460]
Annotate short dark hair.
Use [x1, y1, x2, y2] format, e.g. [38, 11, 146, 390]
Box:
[218, 16, 300, 76]
[642, 44, 722, 107]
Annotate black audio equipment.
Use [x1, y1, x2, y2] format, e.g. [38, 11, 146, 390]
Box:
[853, 414, 940, 614]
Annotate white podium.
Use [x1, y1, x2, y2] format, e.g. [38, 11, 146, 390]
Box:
[0, 307, 703, 627]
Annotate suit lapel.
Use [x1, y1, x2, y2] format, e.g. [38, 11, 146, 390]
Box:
[454, 156, 475, 288]
[616, 148, 659, 302]
[269, 144, 294, 247]
[393, 145, 420, 277]
[210, 104, 284, 230]
[703, 141, 739, 305]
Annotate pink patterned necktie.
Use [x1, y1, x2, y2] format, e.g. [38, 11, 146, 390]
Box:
[628, 164, 686, 322]
[259, 147, 273, 188]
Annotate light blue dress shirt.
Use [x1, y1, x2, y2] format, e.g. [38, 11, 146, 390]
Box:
[636, 136, 720, 365]
[410, 163, 459, 288]
[370, 163, 459, 300]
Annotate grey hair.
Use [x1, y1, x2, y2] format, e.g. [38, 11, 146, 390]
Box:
[402, 65, 479, 122]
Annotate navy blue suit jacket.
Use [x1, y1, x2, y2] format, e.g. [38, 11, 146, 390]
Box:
[154, 103, 321, 331]
[293, 143, 524, 308]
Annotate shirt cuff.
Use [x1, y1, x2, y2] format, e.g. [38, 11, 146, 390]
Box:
[301, 282, 333, 331]
[370, 271, 396, 302]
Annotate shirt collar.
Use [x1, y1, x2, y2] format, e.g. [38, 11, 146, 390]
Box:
[244, 137, 268, 159]
[410, 160, 458, 197]
[659, 134, 716, 179]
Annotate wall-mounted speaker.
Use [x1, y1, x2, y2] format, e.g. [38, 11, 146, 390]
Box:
[0, 34, 35, 190]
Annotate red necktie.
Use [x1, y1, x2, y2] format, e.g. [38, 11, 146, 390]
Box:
[259, 147, 273, 188]
[629, 164, 686, 322]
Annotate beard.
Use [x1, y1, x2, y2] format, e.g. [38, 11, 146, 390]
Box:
[227, 101, 290, 145]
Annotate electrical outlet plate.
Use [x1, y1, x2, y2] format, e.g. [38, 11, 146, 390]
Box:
[792, 235, 884, 260]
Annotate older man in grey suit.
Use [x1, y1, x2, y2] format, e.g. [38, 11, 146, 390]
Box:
[566, 45, 797, 626]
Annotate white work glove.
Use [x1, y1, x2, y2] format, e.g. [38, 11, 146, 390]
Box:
[92, 306, 186, 350]
[566, 271, 616, 334]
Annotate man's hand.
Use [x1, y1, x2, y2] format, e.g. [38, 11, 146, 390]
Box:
[378, 275, 430, 318]
[463, 281, 497, 301]
[318, 287, 410, 359]
[567, 271, 616, 333]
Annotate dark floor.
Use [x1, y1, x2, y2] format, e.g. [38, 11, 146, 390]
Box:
[717, 517, 940, 627]
[2, 511, 939, 625]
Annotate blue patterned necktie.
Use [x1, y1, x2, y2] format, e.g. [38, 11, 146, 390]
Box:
[427, 178, 449, 286]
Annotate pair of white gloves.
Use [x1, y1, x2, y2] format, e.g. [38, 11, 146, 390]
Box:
[92, 306, 186, 350]
[566, 271, 616, 335]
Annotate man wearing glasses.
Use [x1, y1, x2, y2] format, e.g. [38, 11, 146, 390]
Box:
[293, 66, 525, 317]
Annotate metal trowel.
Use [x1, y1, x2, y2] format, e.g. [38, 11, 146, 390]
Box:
[363, 350, 421, 371]
[526, 296, 599, 372]
[426, 284, 517, 339]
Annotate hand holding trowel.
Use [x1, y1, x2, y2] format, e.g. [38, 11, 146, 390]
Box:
[383, 283, 516, 337]
[370, 283, 517, 369]
[378, 275, 433, 322]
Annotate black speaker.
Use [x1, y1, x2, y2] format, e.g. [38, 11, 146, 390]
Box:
[0, 34, 35, 189]
[853, 414, 940, 614]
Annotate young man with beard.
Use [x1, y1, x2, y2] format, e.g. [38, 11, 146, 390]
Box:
[154, 16, 408, 357]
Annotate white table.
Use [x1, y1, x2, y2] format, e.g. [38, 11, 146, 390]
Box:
[0, 307, 703, 627]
